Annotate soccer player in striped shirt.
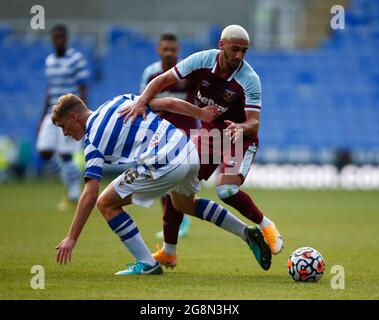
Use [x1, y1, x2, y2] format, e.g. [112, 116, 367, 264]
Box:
[141, 33, 198, 239]
[119, 25, 283, 268]
[53, 93, 271, 275]
[36, 25, 89, 211]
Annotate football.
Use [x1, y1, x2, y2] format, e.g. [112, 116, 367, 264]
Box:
[288, 247, 325, 282]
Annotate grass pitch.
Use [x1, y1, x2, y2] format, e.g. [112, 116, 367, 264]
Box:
[0, 180, 378, 300]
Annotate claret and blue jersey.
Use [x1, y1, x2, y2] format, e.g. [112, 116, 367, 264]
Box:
[84, 94, 194, 181]
[172, 49, 262, 129]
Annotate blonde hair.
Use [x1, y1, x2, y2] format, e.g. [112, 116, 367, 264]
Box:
[51, 93, 86, 125]
[221, 25, 249, 42]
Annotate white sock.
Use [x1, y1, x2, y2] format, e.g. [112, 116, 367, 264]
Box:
[108, 211, 156, 266]
[163, 242, 177, 256]
[123, 234, 156, 266]
[259, 216, 272, 229]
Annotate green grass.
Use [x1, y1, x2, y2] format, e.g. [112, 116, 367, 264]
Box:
[0, 180, 378, 299]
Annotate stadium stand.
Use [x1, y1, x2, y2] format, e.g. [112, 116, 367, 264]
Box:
[0, 0, 378, 168]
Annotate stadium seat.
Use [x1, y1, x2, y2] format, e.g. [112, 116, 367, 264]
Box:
[1, 0, 379, 163]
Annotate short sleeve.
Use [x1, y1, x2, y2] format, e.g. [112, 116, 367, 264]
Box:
[244, 75, 262, 112]
[84, 140, 104, 180]
[172, 51, 210, 80]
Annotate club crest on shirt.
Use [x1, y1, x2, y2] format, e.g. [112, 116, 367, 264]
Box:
[223, 89, 236, 102]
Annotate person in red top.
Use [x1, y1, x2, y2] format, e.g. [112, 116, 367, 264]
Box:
[119, 25, 283, 270]
[140, 33, 198, 239]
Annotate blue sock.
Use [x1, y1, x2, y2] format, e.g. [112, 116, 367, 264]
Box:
[195, 199, 247, 240]
[108, 211, 156, 266]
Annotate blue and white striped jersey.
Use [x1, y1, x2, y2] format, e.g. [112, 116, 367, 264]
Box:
[84, 94, 194, 181]
[45, 48, 89, 111]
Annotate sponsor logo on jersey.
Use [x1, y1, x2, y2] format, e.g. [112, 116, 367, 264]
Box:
[223, 89, 237, 102]
[196, 91, 228, 113]
[150, 122, 170, 147]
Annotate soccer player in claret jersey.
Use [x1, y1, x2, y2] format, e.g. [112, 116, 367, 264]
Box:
[119, 25, 283, 270]
[141, 33, 198, 239]
[36, 25, 90, 211]
[53, 93, 272, 275]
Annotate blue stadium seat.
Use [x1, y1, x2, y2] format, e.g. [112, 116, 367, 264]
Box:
[2, 1, 379, 156]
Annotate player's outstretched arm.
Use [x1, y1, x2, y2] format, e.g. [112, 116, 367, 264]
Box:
[150, 97, 220, 123]
[118, 70, 178, 123]
[55, 178, 100, 265]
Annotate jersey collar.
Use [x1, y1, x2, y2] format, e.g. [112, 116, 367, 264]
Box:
[211, 52, 244, 81]
[85, 111, 96, 135]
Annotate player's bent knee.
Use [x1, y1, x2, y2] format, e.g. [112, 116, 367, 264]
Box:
[169, 192, 195, 215]
[216, 184, 239, 200]
[96, 195, 111, 216]
[170, 199, 188, 214]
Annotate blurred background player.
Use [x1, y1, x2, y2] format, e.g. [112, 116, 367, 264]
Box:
[36, 24, 90, 211]
[140, 33, 198, 239]
[119, 25, 283, 266]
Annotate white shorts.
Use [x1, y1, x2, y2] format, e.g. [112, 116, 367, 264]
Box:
[112, 148, 201, 207]
[36, 114, 82, 154]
